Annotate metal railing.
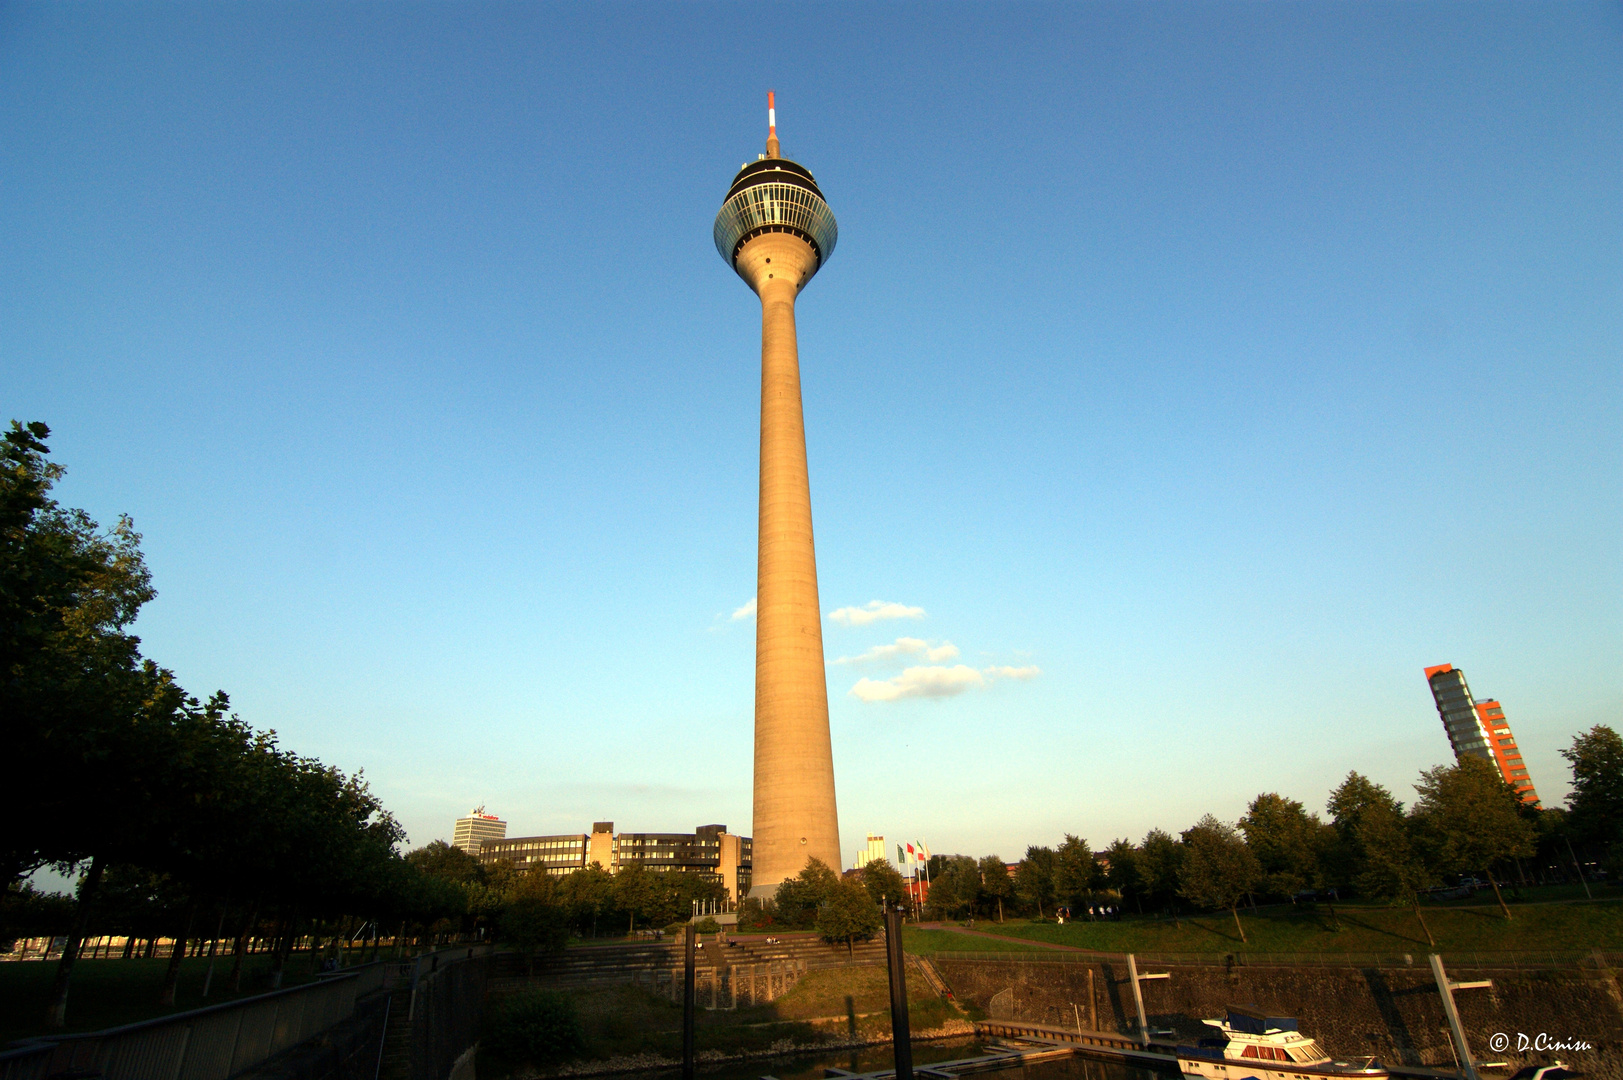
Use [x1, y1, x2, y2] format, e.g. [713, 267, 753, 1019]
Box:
[404, 950, 490, 1080]
[929, 949, 1622, 970]
[397, 946, 492, 1020]
[0, 963, 386, 1080]
[316, 960, 391, 1000]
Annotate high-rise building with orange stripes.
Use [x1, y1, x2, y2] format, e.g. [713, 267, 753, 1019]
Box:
[1424, 664, 1540, 806]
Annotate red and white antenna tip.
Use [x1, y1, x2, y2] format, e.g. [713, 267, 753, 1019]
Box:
[764, 90, 780, 158]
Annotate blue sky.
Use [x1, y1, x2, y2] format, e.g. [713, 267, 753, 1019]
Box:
[4, 2, 1619, 867]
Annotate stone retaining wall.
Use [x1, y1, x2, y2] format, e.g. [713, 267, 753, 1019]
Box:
[934, 957, 1622, 1077]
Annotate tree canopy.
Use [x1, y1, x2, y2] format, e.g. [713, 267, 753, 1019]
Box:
[1178, 816, 1261, 942]
[1562, 725, 1623, 852]
[815, 877, 881, 953]
[0, 423, 443, 1027]
[1238, 793, 1330, 901]
[1411, 756, 1535, 918]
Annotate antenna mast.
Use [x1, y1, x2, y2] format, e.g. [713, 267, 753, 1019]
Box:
[766, 90, 780, 159]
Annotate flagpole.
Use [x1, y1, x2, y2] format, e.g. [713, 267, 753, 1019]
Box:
[924, 842, 932, 914]
[903, 845, 914, 918]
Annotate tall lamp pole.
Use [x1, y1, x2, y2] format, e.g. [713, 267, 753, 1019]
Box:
[682, 923, 696, 1080]
[883, 901, 914, 1080]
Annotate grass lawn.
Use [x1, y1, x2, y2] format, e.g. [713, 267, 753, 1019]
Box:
[912, 896, 1623, 957]
[0, 953, 325, 1045]
[768, 964, 943, 1024]
[902, 927, 1050, 956]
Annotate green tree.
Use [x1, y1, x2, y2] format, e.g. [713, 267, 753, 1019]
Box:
[1411, 756, 1535, 920]
[1324, 770, 1401, 906]
[773, 858, 841, 929]
[857, 859, 908, 909]
[1136, 829, 1184, 915]
[0, 882, 76, 951]
[406, 840, 484, 886]
[556, 865, 615, 936]
[657, 870, 727, 927]
[1177, 816, 1261, 943]
[610, 863, 662, 934]
[1561, 726, 1623, 853]
[1238, 793, 1328, 901]
[815, 877, 881, 954]
[978, 855, 1013, 921]
[1014, 846, 1056, 917]
[925, 856, 980, 920]
[1053, 835, 1098, 912]
[1103, 839, 1141, 912]
[501, 874, 569, 974]
[1, 421, 158, 885]
[1350, 799, 1438, 945]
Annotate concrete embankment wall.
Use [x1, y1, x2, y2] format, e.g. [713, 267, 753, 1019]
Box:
[934, 956, 1623, 1077]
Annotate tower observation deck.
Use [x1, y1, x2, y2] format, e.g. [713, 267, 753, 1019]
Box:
[716, 94, 841, 898]
[713, 158, 838, 277]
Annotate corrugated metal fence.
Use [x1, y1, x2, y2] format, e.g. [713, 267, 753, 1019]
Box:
[404, 952, 489, 1080]
[0, 963, 390, 1080]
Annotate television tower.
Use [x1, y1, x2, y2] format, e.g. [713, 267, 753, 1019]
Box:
[714, 93, 841, 896]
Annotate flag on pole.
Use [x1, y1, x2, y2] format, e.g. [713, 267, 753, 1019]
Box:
[897, 844, 905, 864]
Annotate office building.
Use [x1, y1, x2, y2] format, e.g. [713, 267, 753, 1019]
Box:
[479, 821, 753, 902]
[1475, 698, 1540, 806]
[1424, 664, 1540, 806]
[854, 833, 887, 870]
[451, 807, 506, 857]
[479, 832, 588, 876]
[713, 94, 842, 896]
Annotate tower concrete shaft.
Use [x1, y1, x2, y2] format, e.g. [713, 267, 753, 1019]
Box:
[713, 99, 842, 896]
[742, 232, 840, 893]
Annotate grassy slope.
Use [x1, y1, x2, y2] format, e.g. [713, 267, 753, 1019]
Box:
[902, 928, 1050, 956]
[481, 965, 953, 1075]
[0, 954, 320, 1044]
[909, 898, 1623, 957]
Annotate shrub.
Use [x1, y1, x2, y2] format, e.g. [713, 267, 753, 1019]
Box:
[737, 896, 774, 930]
[482, 990, 586, 1067]
[694, 916, 720, 934]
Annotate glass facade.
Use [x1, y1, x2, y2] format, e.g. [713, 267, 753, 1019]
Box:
[478, 824, 754, 895]
[1425, 665, 1540, 806]
[1427, 667, 1492, 758]
[714, 180, 838, 270]
[478, 833, 588, 876]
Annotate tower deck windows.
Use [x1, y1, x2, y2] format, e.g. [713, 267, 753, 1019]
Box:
[714, 182, 838, 270]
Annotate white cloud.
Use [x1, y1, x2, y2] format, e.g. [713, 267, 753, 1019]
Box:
[849, 660, 1041, 703]
[730, 597, 757, 621]
[833, 637, 960, 665]
[828, 600, 926, 626]
[849, 664, 985, 703]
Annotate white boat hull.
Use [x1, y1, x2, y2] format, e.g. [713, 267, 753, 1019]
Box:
[1180, 1054, 1388, 1080]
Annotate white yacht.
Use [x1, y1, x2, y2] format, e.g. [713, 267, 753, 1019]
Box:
[1176, 1006, 1388, 1080]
